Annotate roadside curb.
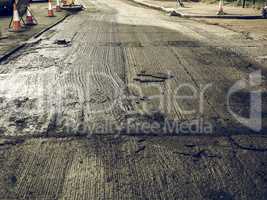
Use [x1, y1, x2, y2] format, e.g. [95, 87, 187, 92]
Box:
[129, 0, 171, 13]
[128, 0, 262, 19]
[0, 43, 26, 63]
[33, 13, 71, 39]
[172, 10, 263, 19]
[0, 13, 70, 63]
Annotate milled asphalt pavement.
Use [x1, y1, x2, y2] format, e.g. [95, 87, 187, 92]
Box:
[0, 0, 266, 199]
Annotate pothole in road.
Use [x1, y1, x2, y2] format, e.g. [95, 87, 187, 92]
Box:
[54, 39, 72, 47]
[133, 71, 174, 83]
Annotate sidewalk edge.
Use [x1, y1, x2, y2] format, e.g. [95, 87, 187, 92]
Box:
[0, 13, 70, 63]
[33, 13, 71, 39]
[127, 0, 262, 19]
[0, 43, 26, 63]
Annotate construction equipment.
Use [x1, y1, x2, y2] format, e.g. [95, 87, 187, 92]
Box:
[60, 0, 83, 12]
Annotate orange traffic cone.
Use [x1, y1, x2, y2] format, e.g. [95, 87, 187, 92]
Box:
[9, 3, 24, 32]
[26, 6, 37, 26]
[48, 0, 54, 17]
[55, 0, 61, 12]
[217, 0, 225, 15]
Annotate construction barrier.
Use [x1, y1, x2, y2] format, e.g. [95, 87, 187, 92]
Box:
[8, 3, 25, 32]
[217, 0, 226, 15]
[25, 4, 37, 25]
[48, 0, 54, 17]
[55, 0, 61, 12]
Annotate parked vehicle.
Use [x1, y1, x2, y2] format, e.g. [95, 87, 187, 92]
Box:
[0, 0, 14, 15]
[61, 0, 83, 12]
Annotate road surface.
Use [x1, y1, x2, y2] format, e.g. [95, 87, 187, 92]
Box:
[0, 0, 266, 199]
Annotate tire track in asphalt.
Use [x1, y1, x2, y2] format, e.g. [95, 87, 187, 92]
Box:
[0, 0, 266, 137]
[0, 0, 266, 199]
[1, 136, 265, 199]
